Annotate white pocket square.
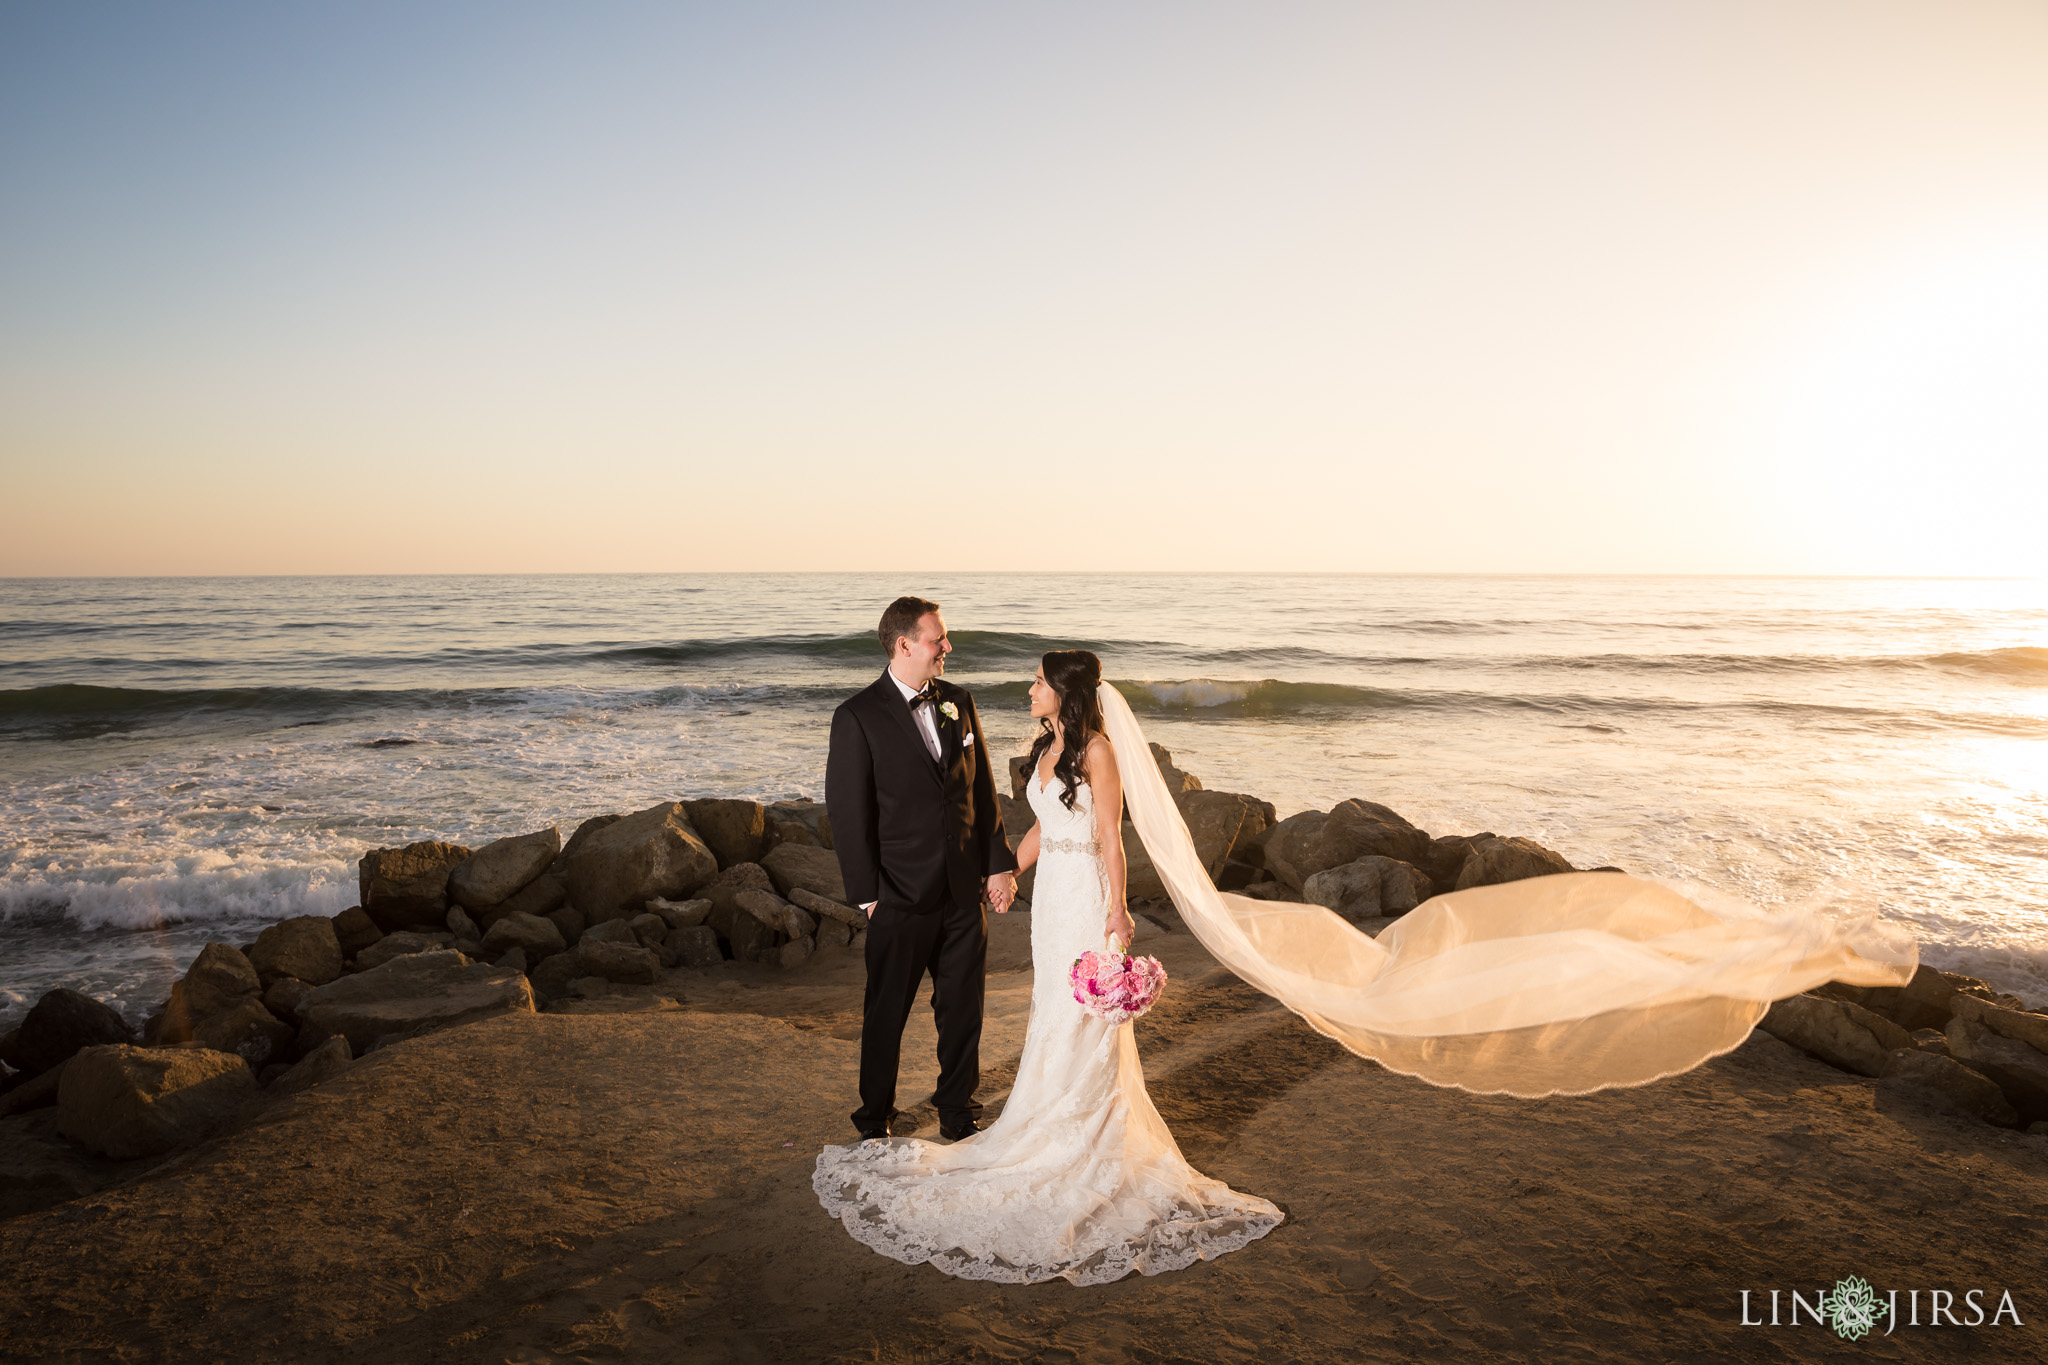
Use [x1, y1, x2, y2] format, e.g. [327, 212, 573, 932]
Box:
[960, 730, 974, 745]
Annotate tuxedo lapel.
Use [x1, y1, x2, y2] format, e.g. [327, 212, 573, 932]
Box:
[874, 670, 944, 784]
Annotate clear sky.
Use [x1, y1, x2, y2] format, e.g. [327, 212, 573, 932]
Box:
[3, 1, 2045, 577]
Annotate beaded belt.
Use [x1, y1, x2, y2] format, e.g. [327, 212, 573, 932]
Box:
[1042, 836, 1101, 855]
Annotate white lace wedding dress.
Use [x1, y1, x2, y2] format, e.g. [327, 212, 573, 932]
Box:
[810, 764, 1284, 1286]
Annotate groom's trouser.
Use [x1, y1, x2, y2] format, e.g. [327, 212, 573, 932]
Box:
[854, 896, 988, 1133]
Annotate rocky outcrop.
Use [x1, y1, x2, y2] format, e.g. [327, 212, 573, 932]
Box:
[192, 996, 295, 1069]
[1946, 1013, 2048, 1126]
[561, 802, 718, 923]
[331, 906, 382, 957]
[157, 944, 262, 1045]
[1314, 800, 1430, 874]
[682, 799, 769, 869]
[6, 988, 133, 1077]
[1302, 856, 1435, 920]
[297, 951, 535, 1053]
[1759, 994, 1915, 1077]
[1174, 790, 1265, 879]
[355, 931, 443, 972]
[1879, 1048, 2019, 1127]
[448, 827, 561, 910]
[248, 916, 344, 987]
[262, 977, 313, 1026]
[58, 1045, 256, 1159]
[1261, 810, 1329, 891]
[760, 843, 846, 903]
[358, 841, 473, 931]
[1453, 836, 1574, 890]
[480, 912, 567, 962]
[764, 798, 832, 850]
[269, 1036, 352, 1098]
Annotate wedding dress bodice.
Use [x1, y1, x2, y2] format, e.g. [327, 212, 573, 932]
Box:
[812, 766, 1282, 1285]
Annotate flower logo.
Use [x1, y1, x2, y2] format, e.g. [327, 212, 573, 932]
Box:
[1822, 1275, 1880, 1342]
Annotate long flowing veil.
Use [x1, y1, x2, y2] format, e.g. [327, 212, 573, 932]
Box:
[1097, 682, 1919, 1098]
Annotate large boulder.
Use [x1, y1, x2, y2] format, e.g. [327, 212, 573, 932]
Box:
[247, 916, 344, 987]
[1420, 833, 1493, 889]
[191, 996, 295, 1069]
[682, 799, 770, 869]
[761, 843, 846, 903]
[1453, 836, 1574, 890]
[1123, 826, 1167, 902]
[479, 911, 567, 962]
[1945, 1014, 2048, 1125]
[58, 1045, 256, 1159]
[529, 951, 584, 1003]
[297, 951, 535, 1053]
[562, 802, 718, 923]
[476, 872, 569, 930]
[331, 906, 382, 957]
[1309, 800, 1429, 877]
[561, 813, 622, 862]
[157, 944, 262, 1044]
[9, 988, 133, 1077]
[725, 912, 779, 964]
[1879, 1048, 2019, 1127]
[1260, 810, 1329, 891]
[358, 840, 473, 931]
[448, 827, 561, 910]
[1950, 994, 2048, 1055]
[1760, 994, 1916, 1077]
[354, 931, 443, 972]
[1174, 790, 1257, 879]
[1855, 968, 2029, 1034]
[1147, 743, 1201, 795]
[1302, 856, 1435, 920]
[262, 977, 313, 1026]
[670, 924, 723, 968]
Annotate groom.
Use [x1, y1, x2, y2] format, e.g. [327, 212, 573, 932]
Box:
[826, 596, 1017, 1142]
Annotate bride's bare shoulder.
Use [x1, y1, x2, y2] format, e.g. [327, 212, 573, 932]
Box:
[1080, 733, 1119, 777]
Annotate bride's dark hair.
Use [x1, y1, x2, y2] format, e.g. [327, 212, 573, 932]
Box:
[1025, 650, 1104, 812]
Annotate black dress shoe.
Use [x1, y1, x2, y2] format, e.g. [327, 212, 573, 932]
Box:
[856, 1127, 890, 1141]
[938, 1118, 980, 1141]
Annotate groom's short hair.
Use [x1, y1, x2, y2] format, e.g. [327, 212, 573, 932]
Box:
[878, 596, 942, 656]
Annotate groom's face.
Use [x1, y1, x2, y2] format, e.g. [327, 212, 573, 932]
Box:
[897, 611, 951, 684]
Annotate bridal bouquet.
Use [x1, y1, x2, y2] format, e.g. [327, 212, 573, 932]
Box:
[1069, 944, 1168, 1024]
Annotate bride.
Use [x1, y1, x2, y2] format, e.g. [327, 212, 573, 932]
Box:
[812, 650, 1917, 1286]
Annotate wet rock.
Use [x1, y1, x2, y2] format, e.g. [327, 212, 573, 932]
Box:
[1761, 994, 1917, 1077]
[158, 945, 262, 1044]
[480, 911, 567, 962]
[448, 827, 561, 910]
[787, 887, 863, 927]
[332, 906, 382, 957]
[1453, 836, 1574, 890]
[575, 939, 661, 986]
[298, 951, 535, 1053]
[58, 1045, 256, 1160]
[669, 924, 723, 968]
[1302, 856, 1435, 920]
[562, 802, 718, 923]
[1879, 1048, 2019, 1127]
[248, 916, 344, 987]
[10, 988, 133, 1077]
[761, 843, 846, 903]
[682, 798, 770, 869]
[358, 840, 473, 931]
[262, 977, 313, 1026]
[192, 996, 295, 1069]
[269, 1036, 353, 1098]
[354, 931, 443, 973]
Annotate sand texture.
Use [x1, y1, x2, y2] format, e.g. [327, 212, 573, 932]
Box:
[2, 913, 2044, 1363]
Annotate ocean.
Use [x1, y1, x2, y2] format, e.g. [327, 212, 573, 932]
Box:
[2, 573, 2044, 1030]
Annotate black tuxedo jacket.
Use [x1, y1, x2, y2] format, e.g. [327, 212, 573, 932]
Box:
[826, 670, 1017, 915]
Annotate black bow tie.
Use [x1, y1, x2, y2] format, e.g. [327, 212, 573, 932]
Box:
[906, 682, 937, 709]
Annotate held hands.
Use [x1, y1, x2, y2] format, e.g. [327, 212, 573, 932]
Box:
[1105, 902, 1135, 952]
[987, 872, 1017, 914]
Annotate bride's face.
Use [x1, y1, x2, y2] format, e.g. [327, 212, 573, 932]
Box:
[1029, 665, 1059, 721]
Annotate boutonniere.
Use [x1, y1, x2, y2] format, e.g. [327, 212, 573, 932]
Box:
[939, 700, 959, 723]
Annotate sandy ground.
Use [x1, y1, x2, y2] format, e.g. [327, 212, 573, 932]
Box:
[3, 911, 2045, 1364]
